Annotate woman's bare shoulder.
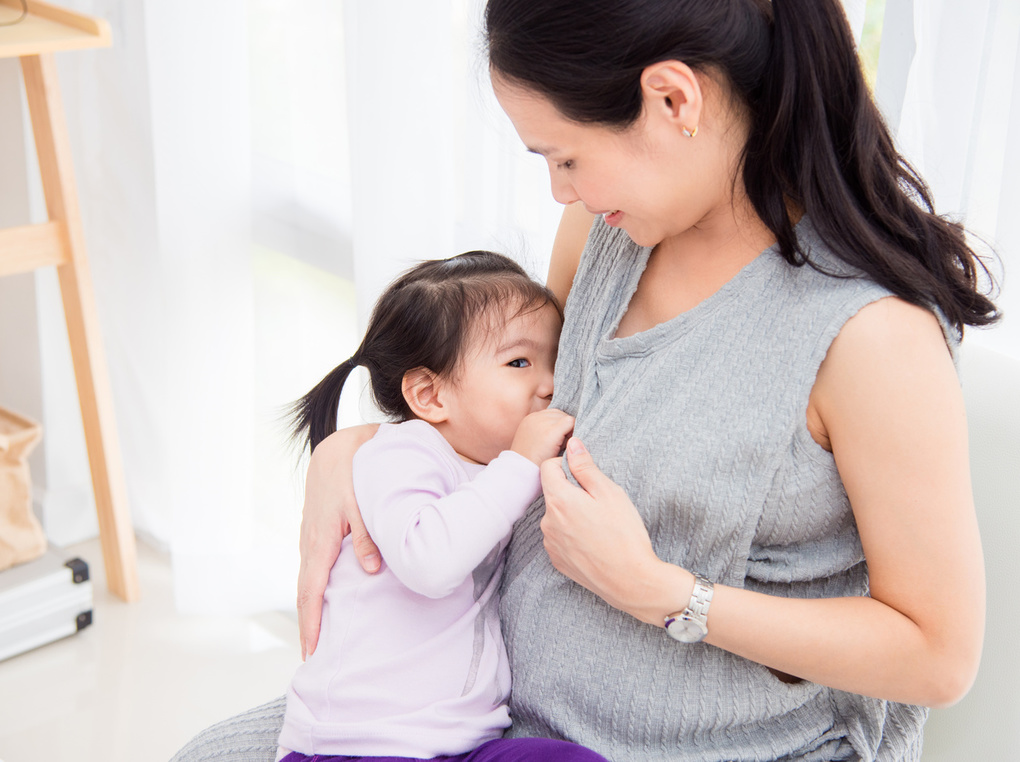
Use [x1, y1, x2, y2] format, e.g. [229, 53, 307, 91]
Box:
[806, 297, 955, 451]
[548, 202, 596, 307]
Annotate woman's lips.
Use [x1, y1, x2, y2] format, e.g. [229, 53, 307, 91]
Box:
[585, 205, 624, 227]
[603, 210, 623, 226]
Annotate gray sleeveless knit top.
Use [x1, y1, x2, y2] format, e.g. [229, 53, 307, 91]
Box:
[500, 216, 934, 761]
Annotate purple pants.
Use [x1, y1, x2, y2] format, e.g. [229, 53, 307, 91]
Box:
[279, 737, 609, 762]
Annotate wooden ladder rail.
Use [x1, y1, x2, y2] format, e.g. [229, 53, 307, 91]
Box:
[0, 52, 139, 602]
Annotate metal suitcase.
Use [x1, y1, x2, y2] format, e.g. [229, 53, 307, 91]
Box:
[0, 549, 93, 662]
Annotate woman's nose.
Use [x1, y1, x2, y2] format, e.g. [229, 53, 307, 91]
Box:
[549, 169, 579, 206]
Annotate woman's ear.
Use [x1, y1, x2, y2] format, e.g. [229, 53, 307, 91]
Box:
[640, 60, 703, 136]
[402, 367, 449, 423]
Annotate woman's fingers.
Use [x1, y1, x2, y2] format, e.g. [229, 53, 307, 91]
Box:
[297, 448, 342, 658]
[539, 438, 661, 617]
[348, 503, 381, 574]
[539, 437, 614, 507]
[296, 492, 345, 659]
[296, 424, 381, 658]
[539, 456, 583, 506]
[563, 436, 618, 499]
[297, 514, 381, 658]
[297, 535, 337, 660]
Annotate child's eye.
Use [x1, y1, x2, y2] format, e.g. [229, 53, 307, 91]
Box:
[557, 160, 575, 170]
[507, 358, 531, 368]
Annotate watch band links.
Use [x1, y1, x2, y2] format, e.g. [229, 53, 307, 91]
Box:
[685, 574, 714, 620]
[664, 573, 714, 643]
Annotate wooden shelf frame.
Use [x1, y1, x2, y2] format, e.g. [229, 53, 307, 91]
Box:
[1, 1, 139, 602]
[0, 0, 111, 57]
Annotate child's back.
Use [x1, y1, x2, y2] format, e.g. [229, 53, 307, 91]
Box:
[277, 252, 604, 762]
[280, 420, 542, 757]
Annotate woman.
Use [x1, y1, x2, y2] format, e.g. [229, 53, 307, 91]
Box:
[174, 0, 995, 760]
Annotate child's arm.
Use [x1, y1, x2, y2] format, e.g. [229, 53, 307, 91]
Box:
[296, 410, 572, 656]
[356, 426, 543, 599]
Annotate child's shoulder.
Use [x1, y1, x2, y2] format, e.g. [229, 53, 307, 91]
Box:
[353, 420, 474, 507]
[357, 419, 462, 470]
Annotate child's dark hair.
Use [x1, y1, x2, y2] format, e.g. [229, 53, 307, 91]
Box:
[290, 250, 561, 453]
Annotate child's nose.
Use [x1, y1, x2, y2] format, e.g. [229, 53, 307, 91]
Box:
[538, 370, 554, 401]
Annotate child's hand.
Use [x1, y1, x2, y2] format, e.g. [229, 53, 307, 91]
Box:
[511, 408, 575, 465]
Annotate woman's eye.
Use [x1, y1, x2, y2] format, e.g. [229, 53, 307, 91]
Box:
[507, 358, 531, 368]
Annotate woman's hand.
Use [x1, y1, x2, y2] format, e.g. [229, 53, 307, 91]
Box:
[297, 424, 379, 659]
[540, 437, 692, 624]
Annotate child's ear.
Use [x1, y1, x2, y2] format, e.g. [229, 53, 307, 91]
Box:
[402, 367, 449, 423]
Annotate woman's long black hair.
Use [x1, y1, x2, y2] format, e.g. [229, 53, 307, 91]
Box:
[485, 0, 999, 334]
[289, 250, 560, 454]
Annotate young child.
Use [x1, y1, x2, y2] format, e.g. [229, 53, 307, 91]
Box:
[278, 251, 608, 762]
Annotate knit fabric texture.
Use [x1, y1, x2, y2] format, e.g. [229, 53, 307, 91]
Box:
[499, 216, 933, 761]
[171, 217, 942, 762]
[170, 696, 286, 762]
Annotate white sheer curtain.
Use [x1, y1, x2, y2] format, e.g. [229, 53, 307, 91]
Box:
[8, 0, 265, 610]
[0, 0, 558, 613]
[157, 0, 558, 612]
[337, 0, 563, 423]
[0, 0, 1014, 615]
[875, 0, 1020, 358]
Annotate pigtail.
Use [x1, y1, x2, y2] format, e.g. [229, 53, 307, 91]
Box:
[287, 249, 559, 459]
[289, 356, 360, 454]
[744, 0, 999, 332]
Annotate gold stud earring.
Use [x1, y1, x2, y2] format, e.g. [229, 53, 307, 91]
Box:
[682, 125, 699, 138]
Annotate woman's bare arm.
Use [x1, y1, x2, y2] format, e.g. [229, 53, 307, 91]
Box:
[547, 202, 596, 307]
[540, 297, 984, 707]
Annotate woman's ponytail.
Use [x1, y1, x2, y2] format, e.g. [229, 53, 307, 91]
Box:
[486, 0, 1000, 333]
[744, 0, 868, 262]
[744, 0, 999, 332]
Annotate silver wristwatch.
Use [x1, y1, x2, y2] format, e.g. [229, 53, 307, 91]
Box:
[664, 574, 714, 643]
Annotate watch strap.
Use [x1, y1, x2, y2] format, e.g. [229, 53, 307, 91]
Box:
[664, 573, 714, 642]
[685, 574, 714, 622]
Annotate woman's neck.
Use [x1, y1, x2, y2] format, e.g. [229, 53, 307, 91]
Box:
[614, 199, 776, 339]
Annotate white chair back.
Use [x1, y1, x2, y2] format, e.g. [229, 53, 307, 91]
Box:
[922, 343, 1020, 760]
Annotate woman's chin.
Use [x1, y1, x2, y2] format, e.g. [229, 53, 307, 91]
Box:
[623, 228, 662, 249]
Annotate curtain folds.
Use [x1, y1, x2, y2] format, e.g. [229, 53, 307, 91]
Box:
[879, 0, 1020, 354]
[0, 0, 1013, 614]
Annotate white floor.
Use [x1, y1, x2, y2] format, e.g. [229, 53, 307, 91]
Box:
[0, 536, 302, 762]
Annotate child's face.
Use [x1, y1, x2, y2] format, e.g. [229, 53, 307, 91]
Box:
[439, 301, 560, 465]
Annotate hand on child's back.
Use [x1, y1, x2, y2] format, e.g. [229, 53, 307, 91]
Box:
[511, 408, 575, 465]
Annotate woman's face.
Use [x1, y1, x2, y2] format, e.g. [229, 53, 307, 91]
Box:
[492, 75, 741, 248]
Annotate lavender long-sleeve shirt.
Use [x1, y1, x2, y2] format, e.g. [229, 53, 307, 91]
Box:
[279, 419, 542, 758]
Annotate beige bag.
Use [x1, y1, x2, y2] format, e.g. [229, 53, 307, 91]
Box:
[0, 406, 46, 571]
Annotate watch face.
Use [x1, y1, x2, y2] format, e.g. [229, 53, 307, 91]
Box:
[665, 613, 708, 644]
